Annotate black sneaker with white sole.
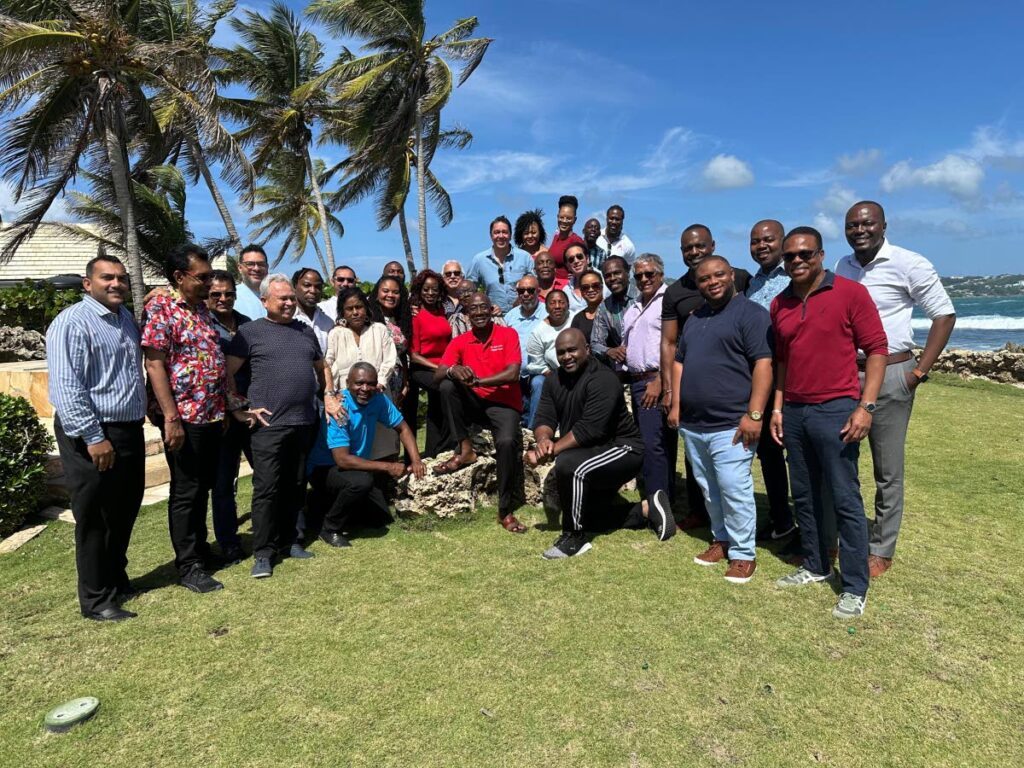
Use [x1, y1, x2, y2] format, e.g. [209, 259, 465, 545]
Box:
[648, 490, 675, 541]
[542, 532, 593, 560]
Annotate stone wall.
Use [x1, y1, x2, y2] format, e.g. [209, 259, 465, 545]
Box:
[0, 326, 45, 363]
[927, 344, 1024, 387]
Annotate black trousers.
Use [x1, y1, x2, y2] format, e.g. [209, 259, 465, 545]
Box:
[756, 430, 794, 532]
[409, 365, 454, 457]
[684, 456, 708, 520]
[54, 417, 145, 615]
[323, 468, 394, 534]
[438, 378, 523, 517]
[554, 444, 645, 532]
[159, 419, 222, 575]
[250, 423, 316, 559]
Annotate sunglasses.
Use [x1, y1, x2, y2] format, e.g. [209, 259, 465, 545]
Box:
[516, 287, 537, 294]
[209, 291, 236, 299]
[443, 270, 462, 277]
[566, 253, 588, 262]
[336, 277, 356, 284]
[497, 264, 505, 285]
[240, 261, 267, 269]
[186, 271, 214, 284]
[634, 270, 659, 281]
[783, 249, 821, 263]
[580, 282, 603, 292]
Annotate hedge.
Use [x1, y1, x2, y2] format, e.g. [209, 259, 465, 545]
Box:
[0, 393, 53, 537]
[0, 281, 81, 333]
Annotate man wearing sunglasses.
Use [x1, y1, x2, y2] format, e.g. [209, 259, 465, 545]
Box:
[319, 265, 359, 322]
[466, 215, 534, 314]
[770, 226, 888, 619]
[234, 244, 269, 320]
[505, 275, 548, 425]
[142, 243, 227, 595]
[440, 260, 465, 317]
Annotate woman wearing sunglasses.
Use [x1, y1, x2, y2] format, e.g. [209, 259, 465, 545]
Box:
[564, 243, 610, 312]
[569, 269, 606, 344]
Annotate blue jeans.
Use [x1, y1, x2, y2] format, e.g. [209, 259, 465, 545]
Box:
[681, 427, 758, 560]
[629, 379, 677, 501]
[783, 398, 869, 598]
[525, 373, 546, 429]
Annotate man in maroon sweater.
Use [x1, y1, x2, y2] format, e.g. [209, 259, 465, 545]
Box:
[769, 226, 888, 619]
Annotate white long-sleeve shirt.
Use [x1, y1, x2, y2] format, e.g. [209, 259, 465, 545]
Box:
[525, 314, 574, 375]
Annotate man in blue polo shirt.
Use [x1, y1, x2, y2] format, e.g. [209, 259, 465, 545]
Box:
[318, 363, 426, 548]
[668, 256, 774, 584]
[466, 215, 534, 313]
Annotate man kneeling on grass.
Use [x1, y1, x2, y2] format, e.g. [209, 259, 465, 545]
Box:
[527, 328, 675, 559]
[318, 363, 426, 550]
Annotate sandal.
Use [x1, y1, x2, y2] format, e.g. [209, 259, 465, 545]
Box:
[433, 455, 476, 475]
[499, 514, 527, 534]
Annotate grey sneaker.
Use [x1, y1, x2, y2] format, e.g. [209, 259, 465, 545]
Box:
[832, 592, 867, 619]
[542, 532, 593, 560]
[288, 544, 315, 560]
[775, 566, 832, 588]
[250, 556, 273, 579]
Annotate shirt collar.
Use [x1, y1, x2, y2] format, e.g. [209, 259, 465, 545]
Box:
[81, 294, 120, 318]
[757, 262, 787, 279]
[845, 238, 893, 269]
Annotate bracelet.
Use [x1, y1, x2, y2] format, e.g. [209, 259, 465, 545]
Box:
[165, 412, 181, 423]
[771, 409, 782, 414]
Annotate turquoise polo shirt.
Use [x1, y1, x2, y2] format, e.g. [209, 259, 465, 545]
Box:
[326, 390, 404, 459]
[465, 247, 534, 313]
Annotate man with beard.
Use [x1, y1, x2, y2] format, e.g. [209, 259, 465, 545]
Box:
[596, 204, 636, 267]
[292, 267, 335, 355]
[529, 328, 674, 559]
[582, 217, 608, 269]
[590, 256, 635, 371]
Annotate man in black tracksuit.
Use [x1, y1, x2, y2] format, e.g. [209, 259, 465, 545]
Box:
[528, 328, 676, 558]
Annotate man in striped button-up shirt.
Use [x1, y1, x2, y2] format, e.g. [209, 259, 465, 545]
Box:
[47, 254, 147, 622]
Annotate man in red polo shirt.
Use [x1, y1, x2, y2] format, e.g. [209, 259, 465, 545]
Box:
[769, 226, 888, 619]
[433, 292, 526, 533]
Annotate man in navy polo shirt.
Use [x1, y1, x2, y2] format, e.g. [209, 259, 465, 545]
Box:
[668, 257, 773, 584]
[318, 363, 426, 549]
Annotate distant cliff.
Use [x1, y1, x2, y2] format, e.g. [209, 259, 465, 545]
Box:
[941, 274, 1024, 298]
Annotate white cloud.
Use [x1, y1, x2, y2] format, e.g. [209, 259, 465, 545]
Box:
[769, 167, 836, 188]
[880, 154, 984, 199]
[0, 180, 18, 221]
[835, 149, 882, 175]
[440, 151, 558, 193]
[965, 125, 1024, 171]
[813, 212, 841, 240]
[701, 154, 754, 190]
[816, 184, 858, 216]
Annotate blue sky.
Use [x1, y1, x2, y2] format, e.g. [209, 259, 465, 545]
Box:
[5, 0, 1024, 278]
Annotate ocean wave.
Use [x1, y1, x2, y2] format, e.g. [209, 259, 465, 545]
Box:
[912, 315, 1024, 330]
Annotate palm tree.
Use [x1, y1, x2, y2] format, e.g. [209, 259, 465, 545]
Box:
[218, 1, 348, 273]
[249, 154, 344, 275]
[306, 0, 492, 270]
[0, 1, 222, 314]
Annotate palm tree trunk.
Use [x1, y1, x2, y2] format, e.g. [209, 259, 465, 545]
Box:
[102, 93, 146, 319]
[188, 135, 241, 264]
[415, 106, 429, 270]
[310, 235, 329, 278]
[303, 147, 335, 275]
[397, 205, 416, 279]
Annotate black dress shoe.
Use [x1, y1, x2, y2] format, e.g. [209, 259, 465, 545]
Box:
[319, 531, 351, 548]
[221, 546, 246, 566]
[83, 606, 137, 622]
[180, 567, 224, 594]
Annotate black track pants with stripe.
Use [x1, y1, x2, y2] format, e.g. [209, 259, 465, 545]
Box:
[554, 444, 644, 532]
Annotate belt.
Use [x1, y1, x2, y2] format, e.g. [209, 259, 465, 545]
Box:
[628, 370, 659, 382]
[857, 350, 913, 370]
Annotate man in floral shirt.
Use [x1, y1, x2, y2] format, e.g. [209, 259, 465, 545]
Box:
[142, 243, 227, 594]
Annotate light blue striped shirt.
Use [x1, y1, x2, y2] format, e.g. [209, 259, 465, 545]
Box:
[46, 295, 146, 444]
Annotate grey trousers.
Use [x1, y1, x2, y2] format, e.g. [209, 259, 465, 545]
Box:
[861, 358, 917, 558]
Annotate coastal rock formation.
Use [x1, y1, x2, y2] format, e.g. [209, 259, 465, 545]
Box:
[0, 326, 46, 363]
[927, 344, 1024, 386]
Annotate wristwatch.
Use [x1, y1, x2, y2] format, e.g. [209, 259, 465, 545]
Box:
[748, 410, 762, 421]
[912, 368, 930, 383]
[859, 401, 877, 414]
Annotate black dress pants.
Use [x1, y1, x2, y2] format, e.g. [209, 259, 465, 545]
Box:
[554, 444, 645, 532]
[250, 423, 316, 559]
[323, 468, 393, 534]
[438, 378, 523, 517]
[159, 419, 222, 575]
[54, 417, 145, 615]
[756, 430, 795, 532]
[408, 365, 454, 457]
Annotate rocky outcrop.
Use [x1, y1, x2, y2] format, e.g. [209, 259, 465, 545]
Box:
[0, 326, 46, 363]
[928, 344, 1024, 386]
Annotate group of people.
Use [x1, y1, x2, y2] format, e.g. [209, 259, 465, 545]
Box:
[46, 194, 955, 623]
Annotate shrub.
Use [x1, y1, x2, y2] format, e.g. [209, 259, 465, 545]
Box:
[0, 393, 53, 537]
[0, 281, 81, 333]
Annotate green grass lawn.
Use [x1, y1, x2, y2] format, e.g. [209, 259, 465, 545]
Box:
[2, 375, 1023, 767]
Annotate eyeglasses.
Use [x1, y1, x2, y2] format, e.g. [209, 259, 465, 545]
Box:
[634, 270, 659, 281]
[240, 261, 267, 269]
[782, 249, 821, 263]
[186, 271, 214, 284]
[516, 287, 537, 294]
[443, 270, 462, 277]
[209, 291, 236, 299]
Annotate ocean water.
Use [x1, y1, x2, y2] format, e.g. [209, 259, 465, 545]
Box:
[912, 296, 1024, 351]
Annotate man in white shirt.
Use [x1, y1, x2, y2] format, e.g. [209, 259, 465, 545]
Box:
[318, 265, 358, 322]
[596, 205, 637, 267]
[836, 200, 956, 578]
[234, 244, 269, 319]
[292, 268, 336, 355]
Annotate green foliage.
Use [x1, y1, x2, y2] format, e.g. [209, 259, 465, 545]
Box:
[0, 393, 52, 538]
[0, 280, 80, 333]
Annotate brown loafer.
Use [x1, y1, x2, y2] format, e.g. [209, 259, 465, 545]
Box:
[499, 514, 527, 534]
[868, 554, 893, 579]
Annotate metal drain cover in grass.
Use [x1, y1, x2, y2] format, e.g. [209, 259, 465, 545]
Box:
[44, 697, 99, 733]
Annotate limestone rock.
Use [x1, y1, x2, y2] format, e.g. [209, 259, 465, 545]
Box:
[0, 326, 46, 363]
[925, 345, 1024, 386]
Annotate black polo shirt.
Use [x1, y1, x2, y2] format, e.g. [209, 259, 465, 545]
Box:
[675, 293, 772, 431]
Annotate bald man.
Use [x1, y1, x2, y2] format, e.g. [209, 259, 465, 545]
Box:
[529, 328, 673, 559]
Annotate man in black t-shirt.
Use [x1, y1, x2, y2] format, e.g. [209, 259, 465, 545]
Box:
[226, 274, 343, 579]
[528, 328, 675, 559]
[658, 224, 751, 530]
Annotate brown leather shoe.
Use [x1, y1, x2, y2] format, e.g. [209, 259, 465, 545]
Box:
[724, 559, 756, 583]
[693, 541, 729, 566]
[868, 554, 893, 579]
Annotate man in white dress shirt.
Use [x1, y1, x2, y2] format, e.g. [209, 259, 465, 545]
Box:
[318, 265, 358, 322]
[596, 205, 637, 267]
[292, 267, 336, 355]
[836, 200, 956, 578]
